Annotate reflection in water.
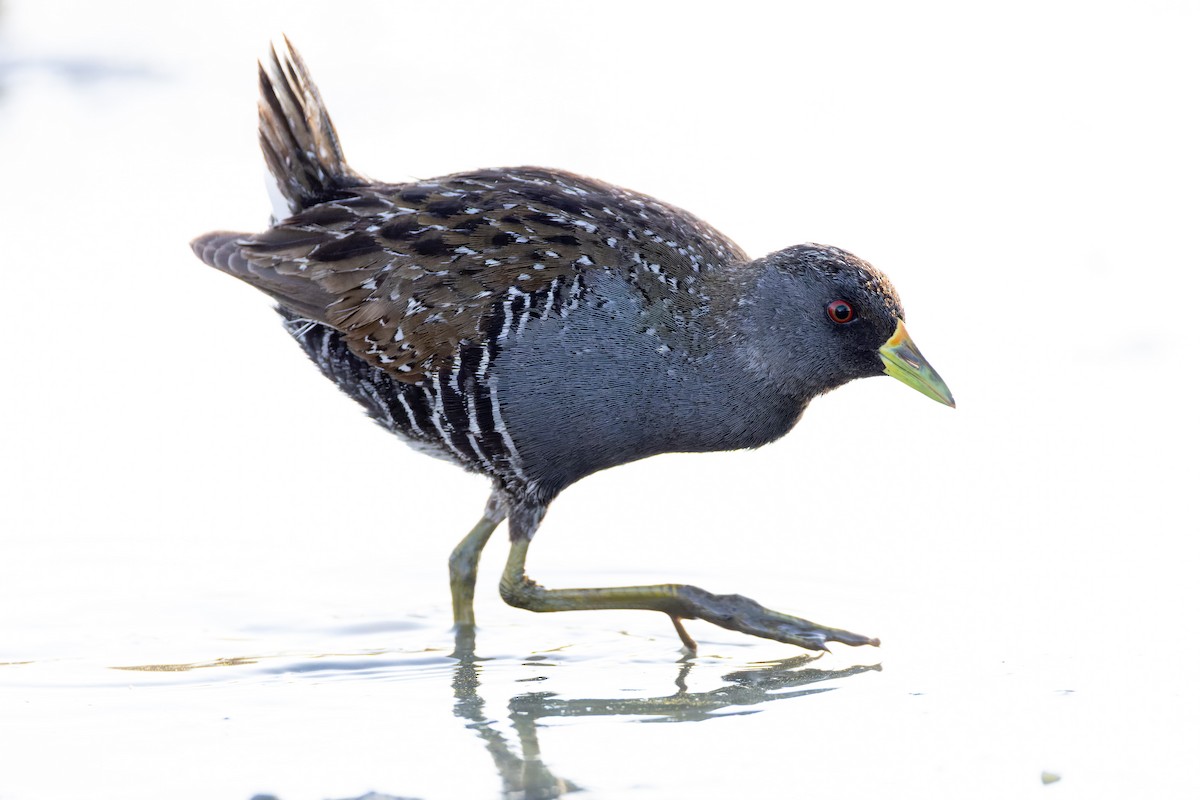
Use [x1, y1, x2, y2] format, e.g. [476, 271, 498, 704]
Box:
[450, 629, 880, 799]
[452, 629, 582, 799]
[104, 633, 879, 800]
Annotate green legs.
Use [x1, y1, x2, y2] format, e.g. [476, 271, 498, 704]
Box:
[498, 535, 879, 653]
[449, 495, 506, 628]
[449, 494, 878, 653]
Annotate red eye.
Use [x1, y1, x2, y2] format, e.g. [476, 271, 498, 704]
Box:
[827, 300, 855, 324]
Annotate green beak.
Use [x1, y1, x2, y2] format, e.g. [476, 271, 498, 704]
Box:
[878, 320, 955, 408]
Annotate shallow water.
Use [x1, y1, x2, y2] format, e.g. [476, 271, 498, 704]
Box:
[4, 558, 1194, 799]
[2, 2, 1198, 798]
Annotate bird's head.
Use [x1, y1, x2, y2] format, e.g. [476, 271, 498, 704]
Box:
[740, 244, 954, 407]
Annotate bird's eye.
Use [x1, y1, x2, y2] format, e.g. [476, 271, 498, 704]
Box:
[827, 300, 855, 324]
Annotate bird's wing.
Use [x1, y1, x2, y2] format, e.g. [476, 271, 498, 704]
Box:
[229, 167, 747, 384]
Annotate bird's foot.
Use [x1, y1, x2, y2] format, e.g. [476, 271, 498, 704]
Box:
[673, 586, 879, 651]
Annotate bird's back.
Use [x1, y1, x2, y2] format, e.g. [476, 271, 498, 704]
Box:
[201, 166, 750, 382]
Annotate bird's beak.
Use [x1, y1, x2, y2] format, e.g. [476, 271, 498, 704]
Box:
[878, 320, 955, 407]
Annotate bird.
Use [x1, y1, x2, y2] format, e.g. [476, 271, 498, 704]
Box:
[191, 39, 954, 653]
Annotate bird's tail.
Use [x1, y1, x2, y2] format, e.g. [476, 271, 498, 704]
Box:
[258, 37, 365, 217]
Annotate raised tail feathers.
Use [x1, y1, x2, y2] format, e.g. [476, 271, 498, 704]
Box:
[258, 37, 365, 217]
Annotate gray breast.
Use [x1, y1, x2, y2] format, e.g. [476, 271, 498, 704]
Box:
[493, 271, 808, 500]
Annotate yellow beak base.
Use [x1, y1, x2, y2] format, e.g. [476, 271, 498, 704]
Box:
[878, 321, 955, 408]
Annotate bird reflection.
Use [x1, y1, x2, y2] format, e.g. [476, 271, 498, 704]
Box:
[450, 628, 879, 799]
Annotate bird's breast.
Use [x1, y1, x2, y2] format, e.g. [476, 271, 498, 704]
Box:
[490, 272, 806, 500]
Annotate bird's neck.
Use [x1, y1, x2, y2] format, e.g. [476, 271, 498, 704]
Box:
[719, 258, 841, 403]
[666, 260, 818, 452]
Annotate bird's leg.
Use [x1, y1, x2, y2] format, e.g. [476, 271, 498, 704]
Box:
[449, 493, 507, 628]
[498, 514, 878, 652]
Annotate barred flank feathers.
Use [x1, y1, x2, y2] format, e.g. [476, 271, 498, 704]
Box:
[259, 37, 365, 215]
